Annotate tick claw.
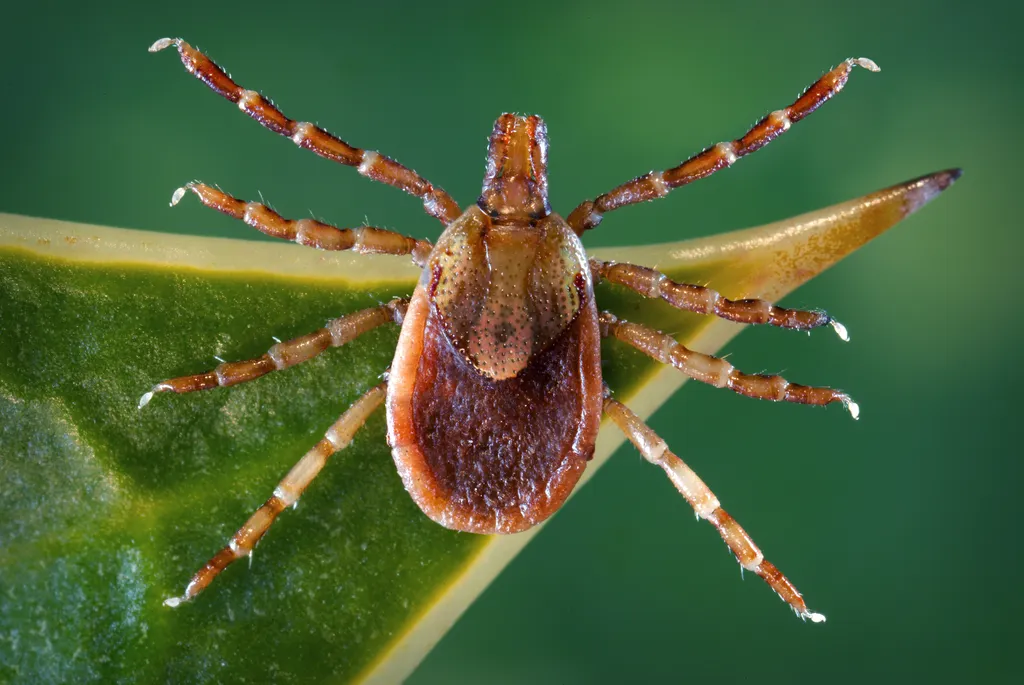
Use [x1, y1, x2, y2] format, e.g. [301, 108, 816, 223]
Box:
[163, 595, 186, 608]
[148, 37, 181, 54]
[829, 318, 850, 342]
[137, 390, 156, 410]
[138, 383, 171, 409]
[840, 394, 860, 420]
[853, 57, 880, 72]
[805, 610, 827, 623]
[169, 186, 188, 207]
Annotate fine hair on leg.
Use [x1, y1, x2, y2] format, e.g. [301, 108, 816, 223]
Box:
[567, 57, 879, 235]
[599, 312, 859, 418]
[603, 396, 825, 622]
[590, 259, 849, 340]
[163, 382, 387, 607]
[139, 300, 407, 408]
[149, 38, 462, 225]
[170, 183, 433, 266]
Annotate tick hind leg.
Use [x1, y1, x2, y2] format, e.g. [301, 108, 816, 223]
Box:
[590, 259, 848, 340]
[567, 58, 879, 235]
[603, 396, 825, 622]
[164, 382, 387, 606]
[139, 299, 407, 408]
[172, 183, 433, 267]
[149, 38, 461, 225]
[598, 312, 858, 418]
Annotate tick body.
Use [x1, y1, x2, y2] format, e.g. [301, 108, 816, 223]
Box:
[390, 116, 603, 534]
[146, 37, 958, 619]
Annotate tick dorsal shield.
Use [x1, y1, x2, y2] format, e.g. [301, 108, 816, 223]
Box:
[427, 209, 588, 381]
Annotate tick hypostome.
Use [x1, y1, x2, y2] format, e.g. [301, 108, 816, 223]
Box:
[145, 37, 955, 621]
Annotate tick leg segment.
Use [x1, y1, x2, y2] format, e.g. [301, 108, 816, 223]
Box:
[567, 58, 880, 235]
[602, 396, 825, 621]
[591, 259, 848, 339]
[164, 382, 387, 607]
[173, 182, 433, 267]
[598, 312, 858, 418]
[149, 38, 461, 225]
[139, 299, 407, 408]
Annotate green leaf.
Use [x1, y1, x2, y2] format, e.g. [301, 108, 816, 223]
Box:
[0, 170, 957, 683]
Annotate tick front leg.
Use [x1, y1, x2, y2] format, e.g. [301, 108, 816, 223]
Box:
[599, 312, 858, 418]
[567, 58, 879, 235]
[139, 299, 407, 408]
[591, 259, 848, 340]
[173, 182, 433, 267]
[149, 38, 461, 225]
[164, 382, 387, 606]
[603, 396, 825, 622]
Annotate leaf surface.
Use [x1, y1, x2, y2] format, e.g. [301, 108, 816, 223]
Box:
[0, 170, 957, 683]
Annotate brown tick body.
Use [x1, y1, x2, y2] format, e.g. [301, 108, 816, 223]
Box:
[144, 37, 948, 621]
[389, 115, 603, 534]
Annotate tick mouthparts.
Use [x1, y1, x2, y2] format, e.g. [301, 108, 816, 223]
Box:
[495, 114, 545, 178]
[477, 113, 551, 220]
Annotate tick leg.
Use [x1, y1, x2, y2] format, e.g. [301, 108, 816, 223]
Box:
[164, 382, 387, 607]
[173, 182, 433, 267]
[603, 396, 825, 621]
[139, 299, 407, 409]
[149, 38, 461, 225]
[590, 259, 848, 340]
[567, 58, 879, 235]
[599, 312, 858, 418]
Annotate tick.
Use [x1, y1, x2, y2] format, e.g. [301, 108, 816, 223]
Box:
[145, 37, 888, 621]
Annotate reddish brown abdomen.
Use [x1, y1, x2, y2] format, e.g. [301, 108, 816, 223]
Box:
[387, 285, 602, 534]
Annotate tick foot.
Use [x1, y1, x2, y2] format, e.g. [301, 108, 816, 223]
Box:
[147, 37, 182, 53]
[839, 394, 860, 420]
[801, 609, 827, 623]
[137, 384, 170, 410]
[828, 318, 850, 342]
[169, 185, 189, 207]
[163, 595, 187, 608]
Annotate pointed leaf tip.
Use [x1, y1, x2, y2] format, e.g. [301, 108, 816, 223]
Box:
[596, 169, 964, 310]
[901, 168, 962, 215]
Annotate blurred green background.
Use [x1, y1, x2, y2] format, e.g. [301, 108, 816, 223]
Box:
[1, 0, 1018, 682]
